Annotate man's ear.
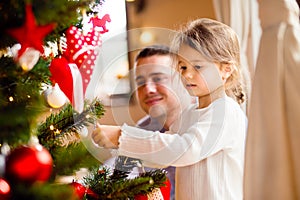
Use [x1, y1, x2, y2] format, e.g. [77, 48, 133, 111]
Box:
[220, 63, 234, 81]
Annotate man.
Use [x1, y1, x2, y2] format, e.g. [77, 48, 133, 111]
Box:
[133, 45, 193, 200]
[107, 45, 193, 200]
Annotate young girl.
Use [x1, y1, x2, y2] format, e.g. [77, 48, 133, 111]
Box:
[92, 18, 248, 200]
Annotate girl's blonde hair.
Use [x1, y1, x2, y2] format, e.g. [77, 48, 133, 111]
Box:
[172, 18, 247, 104]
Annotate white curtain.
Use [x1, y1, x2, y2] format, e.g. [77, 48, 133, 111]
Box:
[212, 0, 262, 112]
[213, 0, 300, 198]
[244, 0, 300, 199]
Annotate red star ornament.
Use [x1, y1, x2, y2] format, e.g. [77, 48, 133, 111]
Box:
[6, 4, 55, 58]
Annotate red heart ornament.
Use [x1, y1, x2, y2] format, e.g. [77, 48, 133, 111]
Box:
[62, 26, 102, 94]
[64, 26, 101, 68]
[78, 47, 99, 94]
[49, 57, 74, 104]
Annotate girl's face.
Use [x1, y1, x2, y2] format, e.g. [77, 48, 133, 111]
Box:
[177, 44, 225, 107]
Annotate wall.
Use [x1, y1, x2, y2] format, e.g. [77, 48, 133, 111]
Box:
[127, 0, 215, 29]
[99, 0, 215, 125]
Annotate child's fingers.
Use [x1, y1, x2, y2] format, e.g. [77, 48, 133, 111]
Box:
[91, 124, 119, 149]
[92, 127, 103, 146]
[96, 122, 101, 128]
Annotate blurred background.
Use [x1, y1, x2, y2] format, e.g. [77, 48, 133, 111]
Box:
[92, 0, 300, 126]
[97, 0, 217, 125]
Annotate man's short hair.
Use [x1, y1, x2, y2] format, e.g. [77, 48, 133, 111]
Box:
[135, 45, 171, 61]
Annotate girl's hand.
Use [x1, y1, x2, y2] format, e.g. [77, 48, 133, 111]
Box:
[92, 123, 121, 149]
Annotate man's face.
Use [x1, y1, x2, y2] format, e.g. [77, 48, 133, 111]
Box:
[134, 55, 181, 118]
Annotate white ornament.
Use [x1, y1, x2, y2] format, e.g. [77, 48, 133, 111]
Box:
[9, 43, 21, 57]
[18, 47, 40, 71]
[0, 143, 10, 176]
[0, 154, 5, 176]
[46, 84, 67, 108]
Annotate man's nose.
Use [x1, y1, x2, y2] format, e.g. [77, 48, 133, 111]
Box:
[144, 81, 157, 93]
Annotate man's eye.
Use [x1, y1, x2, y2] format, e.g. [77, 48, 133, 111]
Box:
[152, 75, 167, 83]
[136, 80, 145, 86]
[194, 65, 202, 70]
[152, 77, 161, 82]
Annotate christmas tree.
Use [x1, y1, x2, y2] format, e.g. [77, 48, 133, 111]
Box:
[0, 0, 169, 199]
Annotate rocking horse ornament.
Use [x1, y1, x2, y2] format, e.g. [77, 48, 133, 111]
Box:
[89, 14, 111, 33]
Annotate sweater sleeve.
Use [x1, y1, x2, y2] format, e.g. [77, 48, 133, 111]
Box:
[119, 123, 201, 167]
[118, 98, 247, 167]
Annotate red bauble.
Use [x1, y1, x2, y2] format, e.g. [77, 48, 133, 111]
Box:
[160, 179, 171, 199]
[70, 182, 86, 199]
[5, 145, 53, 184]
[70, 181, 98, 199]
[0, 178, 11, 200]
[135, 179, 171, 200]
[134, 194, 148, 200]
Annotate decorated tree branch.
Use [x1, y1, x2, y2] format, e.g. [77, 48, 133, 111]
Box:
[81, 166, 168, 200]
[37, 99, 105, 151]
[37, 99, 105, 176]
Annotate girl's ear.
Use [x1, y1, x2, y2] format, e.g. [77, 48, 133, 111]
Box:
[220, 63, 234, 81]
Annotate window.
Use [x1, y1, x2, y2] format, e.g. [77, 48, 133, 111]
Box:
[86, 0, 131, 106]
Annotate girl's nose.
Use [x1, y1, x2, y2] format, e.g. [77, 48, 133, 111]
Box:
[182, 69, 194, 80]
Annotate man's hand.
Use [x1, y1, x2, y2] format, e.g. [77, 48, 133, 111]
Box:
[92, 123, 121, 149]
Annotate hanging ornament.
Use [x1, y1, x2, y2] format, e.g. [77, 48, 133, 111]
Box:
[49, 22, 110, 112]
[63, 26, 102, 69]
[0, 178, 11, 200]
[70, 181, 97, 199]
[5, 143, 53, 184]
[18, 47, 40, 71]
[0, 154, 5, 177]
[63, 26, 102, 95]
[49, 56, 84, 112]
[88, 14, 111, 33]
[158, 179, 171, 200]
[0, 143, 10, 177]
[70, 181, 86, 199]
[134, 179, 171, 200]
[6, 4, 55, 58]
[49, 57, 74, 104]
[44, 83, 67, 109]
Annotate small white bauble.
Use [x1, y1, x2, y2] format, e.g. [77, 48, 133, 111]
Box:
[18, 47, 40, 71]
[46, 84, 67, 108]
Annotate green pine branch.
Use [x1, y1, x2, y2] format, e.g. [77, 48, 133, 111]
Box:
[82, 166, 167, 200]
[52, 142, 100, 176]
[36, 99, 105, 176]
[37, 99, 105, 152]
[0, 57, 51, 146]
